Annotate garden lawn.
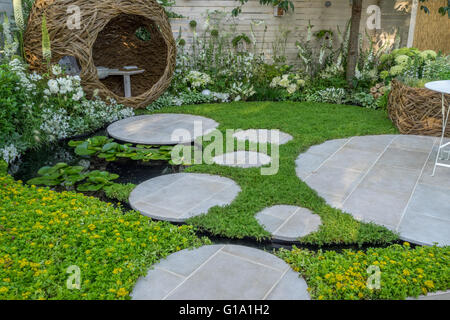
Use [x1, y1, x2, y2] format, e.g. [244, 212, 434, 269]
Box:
[277, 243, 450, 300]
[140, 101, 399, 245]
[0, 162, 210, 300]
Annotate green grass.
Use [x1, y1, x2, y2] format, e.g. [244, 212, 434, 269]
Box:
[139, 101, 400, 245]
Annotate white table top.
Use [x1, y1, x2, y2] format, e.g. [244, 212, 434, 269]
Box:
[425, 80, 450, 95]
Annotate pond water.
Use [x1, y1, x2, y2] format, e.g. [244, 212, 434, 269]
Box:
[11, 129, 181, 186]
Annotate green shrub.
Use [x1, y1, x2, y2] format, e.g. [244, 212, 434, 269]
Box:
[0, 172, 210, 299]
[0, 64, 39, 154]
[278, 244, 450, 300]
[349, 92, 378, 109]
[104, 183, 136, 203]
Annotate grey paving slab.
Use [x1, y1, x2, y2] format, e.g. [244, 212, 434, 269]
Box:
[107, 114, 219, 145]
[295, 135, 449, 246]
[358, 163, 421, 195]
[307, 138, 349, 156]
[233, 129, 293, 145]
[390, 135, 436, 153]
[345, 135, 396, 152]
[405, 183, 450, 221]
[377, 147, 430, 171]
[155, 245, 224, 277]
[399, 209, 450, 246]
[131, 245, 310, 300]
[265, 268, 310, 300]
[305, 166, 365, 200]
[343, 186, 409, 229]
[129, 173, 240, 222]
[295, 153, 329, 179]
[256, 205, 322, 242]
[325, 147, 381, 171]
[131, 268, 185, 300]
[406, 290, 450, 300]
[419, 145, 450, 190]
[212, 151, 271, 168]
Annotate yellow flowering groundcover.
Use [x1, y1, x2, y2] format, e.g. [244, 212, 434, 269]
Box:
[0, 161, 210, 300]
[278, 244, 450, 300]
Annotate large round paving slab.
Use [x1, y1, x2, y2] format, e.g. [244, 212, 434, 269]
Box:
[129, 173, 241, 222]
[131, 245, 310, 300]
[295, 134, 450, 246]
[107, 114, 219, 145]
[256, 205, 322, 242]
[233, 129, 293, 145]
[212, 151, 272, 168]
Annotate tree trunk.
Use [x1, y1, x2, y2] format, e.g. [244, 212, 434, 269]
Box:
[346, 0, 363, 87]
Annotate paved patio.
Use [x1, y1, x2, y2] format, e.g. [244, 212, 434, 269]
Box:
[129, 173, 241, 222]
[296, 135, 450, 246]
[131, 245, 310, 300]
[107, 114, 219, 145]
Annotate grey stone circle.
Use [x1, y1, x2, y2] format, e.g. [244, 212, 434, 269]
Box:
[295, 134, 450, 246]
[129, 173, 241, 222]
[233, 129, 293, 145]
[256, 205, 322, 242]
[131, 245, 310, 300]
[212, 151, 272, 168]
[107, 114, 219, 145]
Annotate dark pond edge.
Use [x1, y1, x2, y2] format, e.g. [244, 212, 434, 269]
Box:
[102, 198, 414, 252]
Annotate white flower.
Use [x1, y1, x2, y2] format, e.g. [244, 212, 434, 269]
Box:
[72, 89, 84, 101]
[186, 71, 211, 88]
[279, 76, 290, 88]
[270, 77, 281, 88]
[0, 144, 20, 164]
[287, 84, 298, 95]
[52, 64, 62, 76]
[56, 77, 73, 94]
[48, 79, 59, 94]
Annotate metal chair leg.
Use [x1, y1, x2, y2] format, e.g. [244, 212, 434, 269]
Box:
[432, 93, 450, 176]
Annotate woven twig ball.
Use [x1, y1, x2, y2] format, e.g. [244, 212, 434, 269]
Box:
[24, 0, 176, 109]
[388, 80, 450, 137]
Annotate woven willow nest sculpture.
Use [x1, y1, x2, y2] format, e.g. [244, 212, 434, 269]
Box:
[388, 80, 450, 137]
[24, 0, 176, 108]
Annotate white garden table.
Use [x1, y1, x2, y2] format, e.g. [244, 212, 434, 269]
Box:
[425, 80, 450, 176]
[97, 66, 145, 97]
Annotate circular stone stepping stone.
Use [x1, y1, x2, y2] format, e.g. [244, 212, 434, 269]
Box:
[233, 129, 293, 145]
[129, 173, 240, 222]
[256, 205, 322, 242]
[107, 114, 219, 145]
[131, 245, 310, 300]
[212, 151, 271, 168]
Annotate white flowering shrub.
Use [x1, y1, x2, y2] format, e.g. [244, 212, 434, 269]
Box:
[185, 71, 212, 89]
[306, 87, 347, 105]
[0, 57, 134, 164]
[229, 82, 256, 101]
[270, 74, 305, 95]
